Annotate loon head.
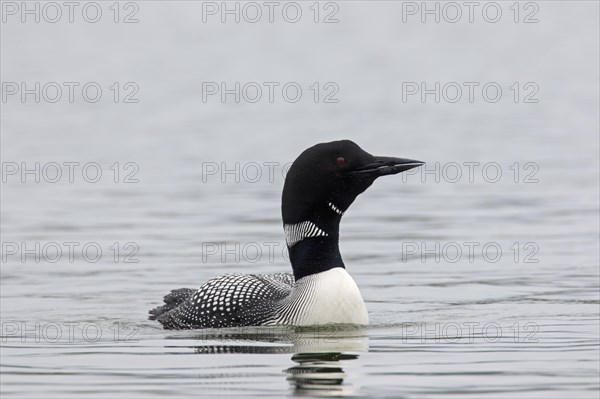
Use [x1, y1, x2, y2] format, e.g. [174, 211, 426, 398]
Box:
[282, 140, 423, 280]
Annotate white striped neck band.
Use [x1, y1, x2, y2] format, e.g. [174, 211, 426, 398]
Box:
[284, 221, 328, 247]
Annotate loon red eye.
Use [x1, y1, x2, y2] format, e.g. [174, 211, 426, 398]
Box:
[336, 157, 346, 167]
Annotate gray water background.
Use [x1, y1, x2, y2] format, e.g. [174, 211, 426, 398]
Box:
[1, 1, 599, 397]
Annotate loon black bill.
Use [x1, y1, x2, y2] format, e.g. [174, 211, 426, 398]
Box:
[351, 156, 424, 177]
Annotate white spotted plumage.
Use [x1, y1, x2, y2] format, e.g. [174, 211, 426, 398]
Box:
[151, 268, 367, 329]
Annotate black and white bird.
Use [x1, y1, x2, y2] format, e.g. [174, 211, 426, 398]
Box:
[149, 140, 423, 329]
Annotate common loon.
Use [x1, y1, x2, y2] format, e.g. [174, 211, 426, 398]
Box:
[149, 140, 423, 329]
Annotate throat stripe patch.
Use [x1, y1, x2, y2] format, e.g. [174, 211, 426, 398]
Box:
[284, 221, 328, 247]
[328, 202, 344, 215]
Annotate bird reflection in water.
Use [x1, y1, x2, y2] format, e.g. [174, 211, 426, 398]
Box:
[285, 352, 360, 396]
[188, 325, 367, 395]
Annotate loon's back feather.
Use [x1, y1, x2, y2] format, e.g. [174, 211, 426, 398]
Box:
[148, 288, 196, 320]
[150, 268, 368, 329]
[150, 273, 295, 329]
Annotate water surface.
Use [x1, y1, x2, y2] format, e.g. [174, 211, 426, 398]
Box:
[1, 1, 599, 397]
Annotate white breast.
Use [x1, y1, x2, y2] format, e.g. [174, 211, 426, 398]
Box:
[274, 267, 369, 326]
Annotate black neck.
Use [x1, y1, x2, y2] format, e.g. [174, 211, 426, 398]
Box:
[286, 207, 344, 281]
[289, 236, 344, 281]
